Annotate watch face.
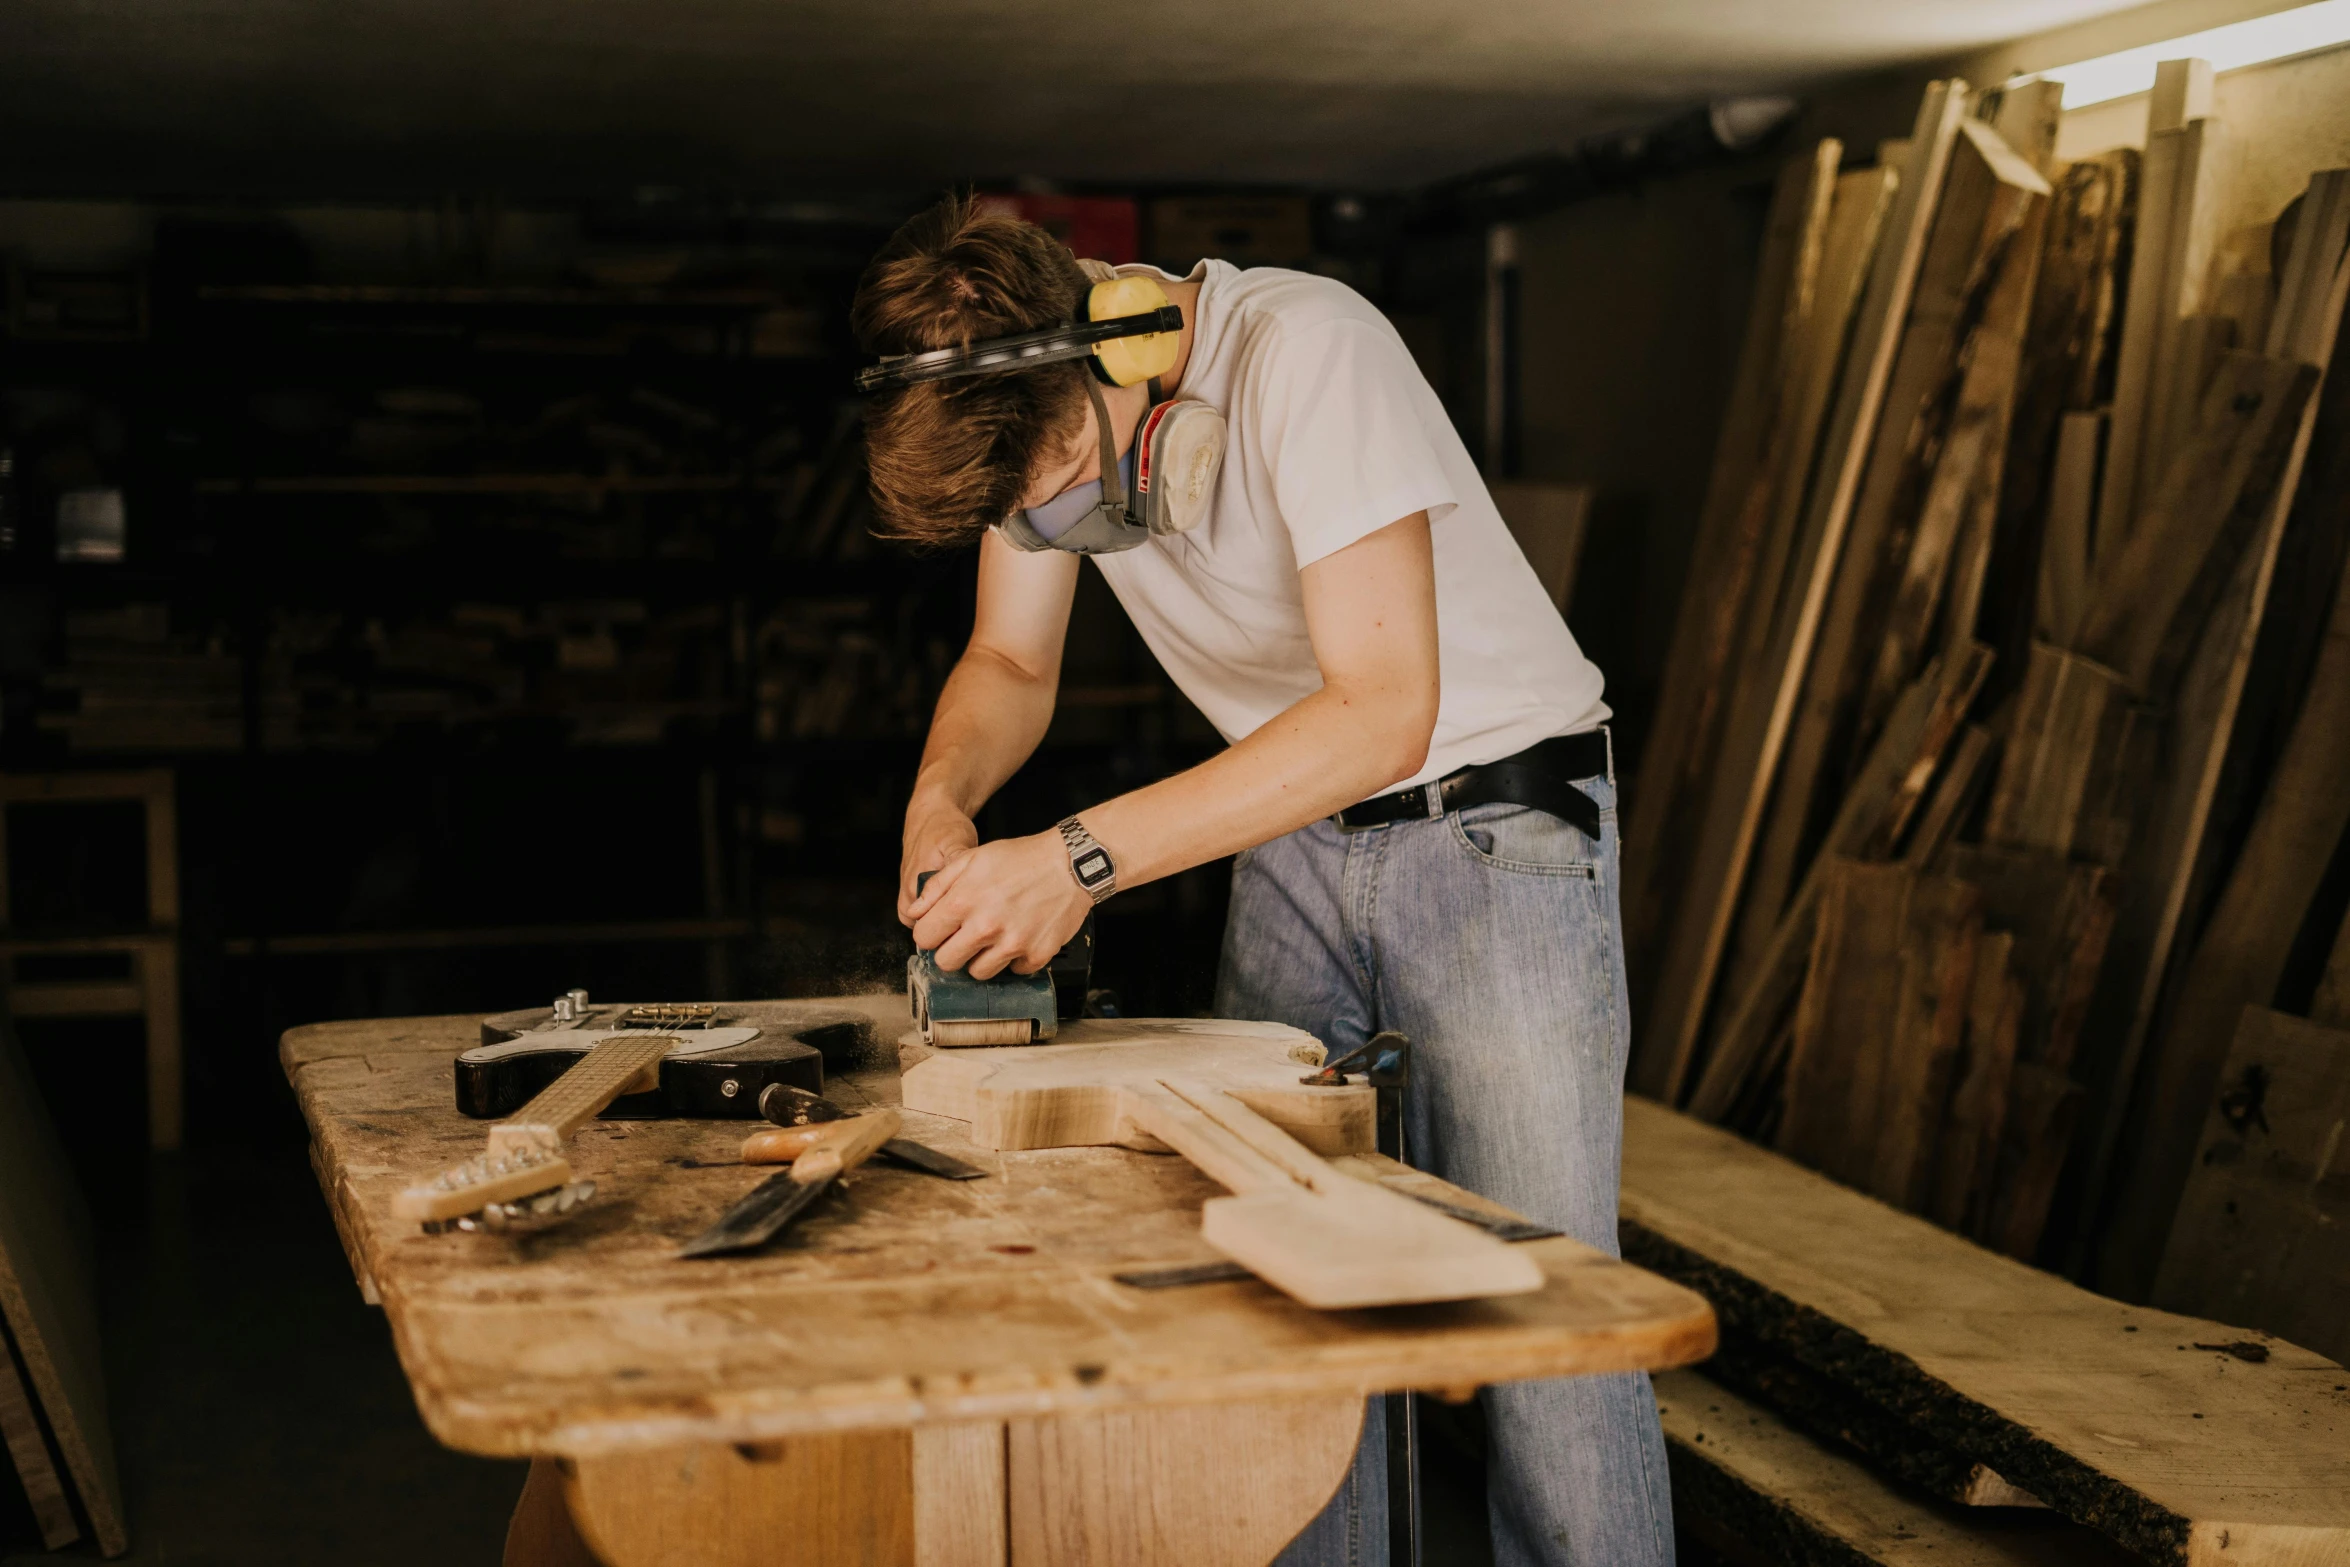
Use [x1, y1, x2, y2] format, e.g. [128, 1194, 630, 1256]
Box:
[1073, 847, 1114, 889]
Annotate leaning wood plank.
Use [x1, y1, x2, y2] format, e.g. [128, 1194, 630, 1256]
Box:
[2142, 119, 2230, 488]
[2036, 410, 2103, 645]
[2073, 352, 2318, 696]
[1901, 722, 1995, 872]
[2315, 907, 2350, 1025]
[1656, 1370, 2137, 1566]
[1732, 117, 2046, 1013]
[1688, 646, 1992, 1122]
[1625, 142, 1846, 996]
[1979, 1062, 2083, 1261]
[0, 1320, 76, 1549]
[2152, 1006, 2350, 1367]
[0, 999, 127, 1556]
[1996, 153, 2137, 671]
[1779, 860, 1981, 1211]
[2086, 230, 2350, 1293]
[1860, 151, 2049, 742]
[2095, 63, 2203, 553]
[1620, 1095, 2350, 1567]
[2102, 468, 2350, 1293]
[1640, 83, 1969, 1102]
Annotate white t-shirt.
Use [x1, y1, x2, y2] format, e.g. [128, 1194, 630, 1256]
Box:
[1073, 261, 1607, 792]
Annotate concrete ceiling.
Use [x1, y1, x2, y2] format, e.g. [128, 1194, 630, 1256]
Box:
[6, 0, 2150, 198]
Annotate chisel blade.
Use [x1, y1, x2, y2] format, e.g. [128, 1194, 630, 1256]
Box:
[878, 1138, 985, 1180]
[678, 1171, 835, 1258]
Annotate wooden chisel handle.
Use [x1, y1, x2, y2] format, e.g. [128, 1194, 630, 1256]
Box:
[788, 1109, 900, 1184]
[740, 1124, 830, 1164]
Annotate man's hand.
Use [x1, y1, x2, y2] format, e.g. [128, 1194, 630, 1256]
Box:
[900, 800, 981, 924]
[908, 831, 1092, 980]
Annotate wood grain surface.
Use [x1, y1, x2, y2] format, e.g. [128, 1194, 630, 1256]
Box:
[1621, 1096, 2350, 1567]
[283, 998, 1716, 1460]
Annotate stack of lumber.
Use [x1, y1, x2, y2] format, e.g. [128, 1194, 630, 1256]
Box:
[1624, 1096, 2350, 1567]
[1625, 65, 2350, 1288]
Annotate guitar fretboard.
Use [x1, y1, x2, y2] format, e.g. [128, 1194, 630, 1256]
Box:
[488, 1034, 675, 1156]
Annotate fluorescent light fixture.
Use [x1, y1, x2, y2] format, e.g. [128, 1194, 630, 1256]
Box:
[2031, 0, 2350, 107]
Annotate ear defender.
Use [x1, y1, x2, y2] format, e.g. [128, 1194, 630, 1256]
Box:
[1084, 275, 1182, 387]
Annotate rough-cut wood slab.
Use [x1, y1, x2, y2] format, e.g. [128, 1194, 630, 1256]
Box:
[1638, 84, 1967, 1102]
[1658, 1370, 2141, 1566]
[1939, 845, 2116, 1078]
[2153, 1006, 2350, 1366]
[281, 1003, 1717, 1459]
[1620, 1095, 2350, 1567]
[1780, 860, 1981, 1212]
[0, 1326, 75, 1548]
[1933, 932, 2020, 1235]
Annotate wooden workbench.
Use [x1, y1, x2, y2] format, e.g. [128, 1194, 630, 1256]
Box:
[284, 997, 1716, 1566]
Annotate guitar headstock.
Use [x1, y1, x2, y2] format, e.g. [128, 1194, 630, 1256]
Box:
[392, 1142, 583, 1229]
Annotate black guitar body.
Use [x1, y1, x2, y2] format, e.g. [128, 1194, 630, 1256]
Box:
[457, 1000, 878, 1121]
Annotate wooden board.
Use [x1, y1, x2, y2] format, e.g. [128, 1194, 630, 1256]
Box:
[1620, 1095, 2350, 1567]
[1625, 141, 1849, 997]
[1657, 1370, 2140, 1566]
[2152, 1006, 2350, 1366]
[1939, 844, 2117, 1077]
[1489, 481, 1593, 617]
[0, 992, 128, 1555]
[1778, 860, 1981, 1212]
[2036, 409, 2103, 646]
[1637, 84, 1967, 1101]
[1731, 115, 2046, 1022]
[281, 1001, 1717, 1458]
[1931, 931, 2020, 1235]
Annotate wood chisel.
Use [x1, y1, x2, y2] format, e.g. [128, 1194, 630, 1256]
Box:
[679, 1108, 900, 1258]
[749, 1083, 985, 1179]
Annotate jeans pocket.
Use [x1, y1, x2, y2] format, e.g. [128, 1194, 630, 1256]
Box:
[1450, 803, 1600, 877]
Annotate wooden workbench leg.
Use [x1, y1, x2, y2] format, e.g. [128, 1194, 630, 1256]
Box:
[506, 1459, 599, 1567]
[1006, 1396, 1364, 1567]
[558, 1431, 915, 1567]
[139, 937, 182, 1151]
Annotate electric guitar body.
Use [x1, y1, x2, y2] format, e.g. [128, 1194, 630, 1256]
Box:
[457, 1000, 872, 1120]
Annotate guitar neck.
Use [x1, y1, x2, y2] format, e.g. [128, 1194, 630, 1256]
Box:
[487, 1033, 675, 1157]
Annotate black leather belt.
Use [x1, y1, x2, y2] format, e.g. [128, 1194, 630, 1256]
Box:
[1333, 729, 1610, 840]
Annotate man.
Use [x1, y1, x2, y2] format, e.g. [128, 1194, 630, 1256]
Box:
[855, 195, 1672, 1567]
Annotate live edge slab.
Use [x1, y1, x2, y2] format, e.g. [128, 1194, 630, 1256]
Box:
[283, 998, 1715, 1567]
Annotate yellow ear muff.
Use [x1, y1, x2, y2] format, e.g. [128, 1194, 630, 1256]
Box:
[1085, 274, 1182, 387]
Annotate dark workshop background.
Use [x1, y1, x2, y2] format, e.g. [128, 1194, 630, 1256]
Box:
[4, 0, 2339, 1562]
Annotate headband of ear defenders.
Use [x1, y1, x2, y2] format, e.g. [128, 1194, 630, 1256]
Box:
[853, 274, 1183, 394]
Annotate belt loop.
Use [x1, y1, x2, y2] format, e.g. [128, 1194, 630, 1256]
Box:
[1603, 724, 1616, 787]
[1424, 782, 1444, 821]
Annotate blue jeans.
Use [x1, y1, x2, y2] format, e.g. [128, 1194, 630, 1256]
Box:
[1217, 768, 1675, 1567]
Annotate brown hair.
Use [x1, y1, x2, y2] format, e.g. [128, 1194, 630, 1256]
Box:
[852, 195, 1094, 549]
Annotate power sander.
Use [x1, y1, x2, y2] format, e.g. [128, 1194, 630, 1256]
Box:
[907, 872, 1096, 1046]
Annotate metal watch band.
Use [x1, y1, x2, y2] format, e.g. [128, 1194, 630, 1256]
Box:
[1056, 816, 1117, 904]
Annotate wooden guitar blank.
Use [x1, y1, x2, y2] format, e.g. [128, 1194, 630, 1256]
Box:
[900, 1020, 1542, 1308]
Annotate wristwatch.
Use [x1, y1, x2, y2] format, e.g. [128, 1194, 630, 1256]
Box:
[1056, 816, 1118, 904]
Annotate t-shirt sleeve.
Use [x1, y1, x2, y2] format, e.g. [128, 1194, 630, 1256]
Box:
[1251, 317, 1459, 568]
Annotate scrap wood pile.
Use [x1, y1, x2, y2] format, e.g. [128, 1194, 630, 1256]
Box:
[1622, 66, 2350, 1352]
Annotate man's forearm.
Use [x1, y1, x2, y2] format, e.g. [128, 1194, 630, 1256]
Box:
[1083, 679, 1432, 889]
[909, 648, 1058, 821]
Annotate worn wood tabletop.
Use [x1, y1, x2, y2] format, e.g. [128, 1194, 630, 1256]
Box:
[284, 997, 1716, 1460]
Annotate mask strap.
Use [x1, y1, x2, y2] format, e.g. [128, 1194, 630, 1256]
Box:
[1084, 378, 1128, 519]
